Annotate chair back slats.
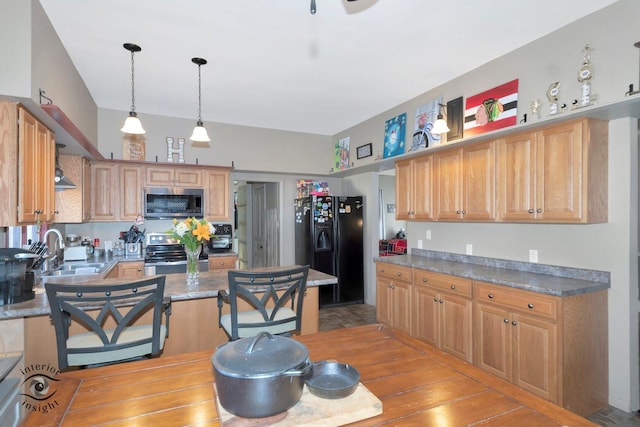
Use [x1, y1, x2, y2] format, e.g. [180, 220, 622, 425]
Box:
[45, 276, 168, 371]
[223, 265, 310, 340]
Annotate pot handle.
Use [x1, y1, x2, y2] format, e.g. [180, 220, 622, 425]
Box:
[284, 358, 313, 377]
[245, 331, 274, 354]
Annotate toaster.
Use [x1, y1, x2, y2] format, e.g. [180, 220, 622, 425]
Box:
[64, 246, 88, 261]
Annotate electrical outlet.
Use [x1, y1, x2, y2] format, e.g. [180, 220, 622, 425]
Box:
[417, 239, 423, 249]
[425, 230, 431, 240]
[466, 244, 473, 255]
[529, 249, 538, 263]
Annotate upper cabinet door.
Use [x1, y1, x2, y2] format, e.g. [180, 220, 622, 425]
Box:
[461, 141, 495, 221]
[204, 169, 230, 221]
[535, 121, 584, 222]
[434, 147, 463, 221]
[497, 132, 537, 221]
[17, 107, 55, 224]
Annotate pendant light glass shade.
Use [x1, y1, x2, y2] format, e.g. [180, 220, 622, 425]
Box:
[190, 121, 211, 146]
[121, 112, 145, 134]
[121, 43, 145, 134]
[431, 104, 450, 135]
[190, 57, 211, 147]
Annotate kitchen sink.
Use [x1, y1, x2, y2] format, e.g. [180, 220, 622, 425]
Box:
[42, 262, 108, 278]
[56, 262, 108, 271]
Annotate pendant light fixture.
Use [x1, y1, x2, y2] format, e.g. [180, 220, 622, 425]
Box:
[189, 57, 211, 147]
[120, 43, 145, 134]
[431, 103, 450, 135]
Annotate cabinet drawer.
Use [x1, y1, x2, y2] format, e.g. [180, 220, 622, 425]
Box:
[376, 263, 412, 283]
[413, 270, 472, 298]
[475, 282, 558, 320]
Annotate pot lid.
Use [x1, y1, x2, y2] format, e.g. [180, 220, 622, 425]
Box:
[213, 332, 309, 378]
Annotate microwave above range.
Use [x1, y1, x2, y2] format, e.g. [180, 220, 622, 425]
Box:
[144, 187, 203, 219]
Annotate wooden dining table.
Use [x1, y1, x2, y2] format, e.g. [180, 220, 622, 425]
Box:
[22, 324, 597, 426]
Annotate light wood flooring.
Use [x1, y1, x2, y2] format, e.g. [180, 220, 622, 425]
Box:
[318, 303, 640, 427]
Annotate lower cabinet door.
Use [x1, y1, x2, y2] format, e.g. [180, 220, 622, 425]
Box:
[391, 281, 412, 335]
[511, 313, 558, 402]
[475, 303, 512, 381]
[412, 285, 438, 347]
[439, 293, 473, 363]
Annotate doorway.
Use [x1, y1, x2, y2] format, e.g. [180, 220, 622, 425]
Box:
[234, 180, 280, 269]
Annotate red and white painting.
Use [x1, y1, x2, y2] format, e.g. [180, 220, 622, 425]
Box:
[464, 79, 518, 137]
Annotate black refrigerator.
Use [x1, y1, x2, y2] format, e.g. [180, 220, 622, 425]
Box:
[294, 195, 364, 307]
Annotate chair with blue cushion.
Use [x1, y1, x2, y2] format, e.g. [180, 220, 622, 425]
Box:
[45, 276, 171, 371]
[217, 265, 310, 340]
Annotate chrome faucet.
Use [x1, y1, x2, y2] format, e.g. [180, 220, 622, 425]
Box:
[42, 228, 65, 270]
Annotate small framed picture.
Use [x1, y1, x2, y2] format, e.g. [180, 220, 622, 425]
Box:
[356, 143, 373, 159]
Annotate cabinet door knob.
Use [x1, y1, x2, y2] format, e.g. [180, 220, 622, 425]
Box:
[450, 285, 455, 289]
[536, 208, 542, 213]
[488, 293, 494, 299]
[461, 210, 466, 215]
[503, 319, 509, 323]
[512, 321, 518, 326]
[528, 209, 534, 214]
[397, 272, 402, 276]
[527, 303, 534, 309]
[379, 268, 384, 273]
[456, 210, 461, 214]
[422, 278, 427, 282]
[433, 297, 438, 302]
[439, 299, 443, 304]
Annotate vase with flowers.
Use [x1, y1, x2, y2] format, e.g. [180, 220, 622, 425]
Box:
[168, 217, 216, 286]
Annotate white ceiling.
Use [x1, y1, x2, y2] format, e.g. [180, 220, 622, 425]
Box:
[39, 0, 619, 136]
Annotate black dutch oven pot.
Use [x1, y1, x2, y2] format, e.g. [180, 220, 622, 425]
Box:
[212, 331, 312, 418]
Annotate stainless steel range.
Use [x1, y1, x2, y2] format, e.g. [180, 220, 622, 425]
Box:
[144, 232, 209, 275]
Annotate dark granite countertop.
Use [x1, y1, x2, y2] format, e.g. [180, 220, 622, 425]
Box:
[375, 249, 610, 297]
[0, 265, 336, 320]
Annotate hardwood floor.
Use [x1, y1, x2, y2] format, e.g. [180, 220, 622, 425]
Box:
[319, 303, 640, 427]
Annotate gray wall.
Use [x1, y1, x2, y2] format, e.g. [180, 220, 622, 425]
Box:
[334, 0, 640, 413]
[98, 108, 333, 174]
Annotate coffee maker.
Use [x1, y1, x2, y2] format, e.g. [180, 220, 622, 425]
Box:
[0, 248, 37, 306]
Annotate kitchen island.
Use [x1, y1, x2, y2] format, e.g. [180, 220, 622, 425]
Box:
[21, 324, 597, 427]
[0, 264, 337, 372]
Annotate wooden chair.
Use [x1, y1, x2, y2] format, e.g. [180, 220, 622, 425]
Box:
[217, 265, 310, 340]
[45, 276, 171, 371]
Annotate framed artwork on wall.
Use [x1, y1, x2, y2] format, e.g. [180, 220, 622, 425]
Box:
[334, 137, 350, 170]
[446, 96, 464, 142]
[383, 113, 407, 159]
[356, 143, 372, 159]
[464, 79, 519, 137]
[411, 97, 442, 151]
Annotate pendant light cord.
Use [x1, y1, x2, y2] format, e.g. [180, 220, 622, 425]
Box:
[197, 63, 202, 123]
[130, 49, 136, 113]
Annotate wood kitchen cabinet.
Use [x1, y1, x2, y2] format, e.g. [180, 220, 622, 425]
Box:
[413, 270, 473, 363]
[105, 261, 144, 278]
[0, 102, 56, 226]
[90, 162, 117, 220]
[496, 118, 608, 223]
[145, 165, 202, 187]
[90, 161, 142, 221]
[54, 155, 91, 223]
[434, 141, 495, 221]
[473, 281, 608, 416]
[204, 168, 230, 221]
[208, 255, 237, 271]
[395, 154, 433, 220]
[375, 263, 412, 334]
[118, 164, 143, 220]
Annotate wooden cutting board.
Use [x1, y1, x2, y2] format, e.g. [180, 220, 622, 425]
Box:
[216, 383, 382, 426]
